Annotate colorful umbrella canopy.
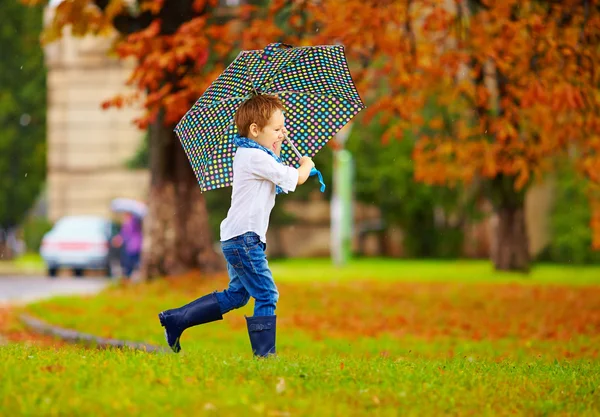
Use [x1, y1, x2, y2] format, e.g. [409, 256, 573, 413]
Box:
[175, 43, 365, 192]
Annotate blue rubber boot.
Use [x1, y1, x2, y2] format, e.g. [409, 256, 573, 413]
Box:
[158, 293, 223, 353]
[246, 315, 276, 357]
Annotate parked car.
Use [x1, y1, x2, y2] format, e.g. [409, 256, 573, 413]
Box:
[40, 215, 119, 278]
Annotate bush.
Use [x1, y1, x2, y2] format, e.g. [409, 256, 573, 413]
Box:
[541, 162, 600, 264]
[346, 119, 476, 258]
[22, 217, 53, 253]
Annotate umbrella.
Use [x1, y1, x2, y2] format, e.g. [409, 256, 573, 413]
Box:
[110, 198, 147, 218]
[175, 42, 366, 192]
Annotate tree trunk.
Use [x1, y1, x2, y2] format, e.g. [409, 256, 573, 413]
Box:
[492, 204, 530, 272]
[489, 176, 530, 272]
[140, 111, 224, 279]
[0, 232, 14, 261]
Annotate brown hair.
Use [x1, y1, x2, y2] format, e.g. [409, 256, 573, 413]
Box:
[234, 94, 284, 137]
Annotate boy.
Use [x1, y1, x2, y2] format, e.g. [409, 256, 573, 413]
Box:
[159, 94, 315, 357]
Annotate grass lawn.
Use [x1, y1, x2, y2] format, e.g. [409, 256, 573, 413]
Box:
[0, 253, 45, 275]
[2, 259, 600, 416]
[270, 258, 600, 284]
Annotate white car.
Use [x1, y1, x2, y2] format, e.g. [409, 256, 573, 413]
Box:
[40, 215, 117, 278]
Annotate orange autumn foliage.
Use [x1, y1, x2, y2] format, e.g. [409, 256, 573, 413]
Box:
[130, 273, 600, 346]
[281, 0, 600, 249]
[26, 0, 273, 129]
[0, 308, 67, 347]
[28, 0, 600, 247]
[19, 273, 600, 359]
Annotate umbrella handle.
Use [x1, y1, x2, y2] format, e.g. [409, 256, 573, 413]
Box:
[283, 132, 303, 160]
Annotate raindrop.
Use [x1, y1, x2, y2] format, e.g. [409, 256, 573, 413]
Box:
[484, 130, 487, 133]
[20, 65, 23, 70]
[20, 114, 31, 126]
[25, 173, 28, 178]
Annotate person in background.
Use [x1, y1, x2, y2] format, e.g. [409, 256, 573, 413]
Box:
[111, 212, 142, 279]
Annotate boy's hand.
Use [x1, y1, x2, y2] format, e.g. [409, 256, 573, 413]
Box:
[299, 156, 315, 169]
[296, 156, 315, 185]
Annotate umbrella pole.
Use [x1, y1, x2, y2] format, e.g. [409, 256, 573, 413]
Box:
[283, 132, 303, 159]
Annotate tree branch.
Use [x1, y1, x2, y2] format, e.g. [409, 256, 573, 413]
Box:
[405, 0, 417, 68]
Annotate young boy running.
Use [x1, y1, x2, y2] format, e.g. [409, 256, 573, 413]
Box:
[159, 94, 314, 357]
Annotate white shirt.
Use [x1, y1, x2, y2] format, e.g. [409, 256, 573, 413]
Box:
[220, 148, 299, 244]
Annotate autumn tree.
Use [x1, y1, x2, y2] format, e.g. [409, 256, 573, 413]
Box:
[292, 0, 600, 271]
[25, 0, 282, 277]
[27, 0, 600, 274]
[0, 1, 46, 259]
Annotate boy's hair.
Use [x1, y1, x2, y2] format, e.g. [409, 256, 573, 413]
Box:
[235, 94, 284, 137]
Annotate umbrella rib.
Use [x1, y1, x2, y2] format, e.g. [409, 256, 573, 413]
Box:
[243, 53, 261, 95]
[245, 44, 348, 95]
[255, 51, 304, 93]
[259, 45, 366, 108]
[274, 90, 366, 109]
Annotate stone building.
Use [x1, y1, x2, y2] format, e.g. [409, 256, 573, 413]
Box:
[44, 13, 148, 222]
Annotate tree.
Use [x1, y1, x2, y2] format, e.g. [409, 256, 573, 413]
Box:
[543, 158, 600, 264]
[0, 1, 46, 258]
[25, 0, 279, 277]
[347, 117, 481, 258]
[299, 0, 600, 271]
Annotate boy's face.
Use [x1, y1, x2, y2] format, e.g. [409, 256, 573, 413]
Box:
[250, 109, 285, 156]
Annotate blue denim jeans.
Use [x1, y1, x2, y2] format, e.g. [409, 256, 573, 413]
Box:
[121, 251, 140, 278]
[214, 232, 279, 317]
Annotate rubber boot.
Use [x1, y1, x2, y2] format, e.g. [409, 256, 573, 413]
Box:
[246, 315, 276, 357]
[158, 293, 223, 353]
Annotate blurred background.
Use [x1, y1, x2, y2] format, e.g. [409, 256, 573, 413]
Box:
[1, 0, 599, 280]
[3, 4, 600, 413]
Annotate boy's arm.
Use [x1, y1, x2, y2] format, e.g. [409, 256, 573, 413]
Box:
[249, 152, 315, 191]
[251, 152, 299, 192]
[297, 156, 315, 185]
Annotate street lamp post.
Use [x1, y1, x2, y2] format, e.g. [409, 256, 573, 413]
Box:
[331, 124, 353, 267]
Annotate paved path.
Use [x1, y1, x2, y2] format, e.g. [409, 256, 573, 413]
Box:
[0, 276, 111, 305]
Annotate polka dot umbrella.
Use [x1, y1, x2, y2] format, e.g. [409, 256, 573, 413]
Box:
[174, 43, 366, 193]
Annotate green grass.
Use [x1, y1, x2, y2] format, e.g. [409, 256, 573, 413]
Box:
[3, 258, 600, 415]
[1, 343, 599, 416]
[0, 253, 44, 275]
[271, 258, 600, 285]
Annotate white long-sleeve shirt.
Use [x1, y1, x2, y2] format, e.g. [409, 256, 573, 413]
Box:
[220, 148, 299, 244]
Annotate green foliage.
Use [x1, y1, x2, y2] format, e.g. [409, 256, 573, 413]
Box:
[0, 2, 46, 229]
[22, 216, 53, 252]
[0, 252, 45, 275]
[125, 132, 149, 169]
[541, 162, 600, 264]
[204, 187, 231, 240]
[346, 119, 477, 258]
